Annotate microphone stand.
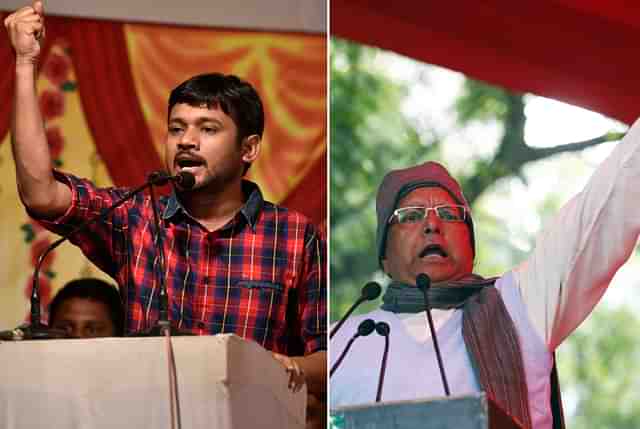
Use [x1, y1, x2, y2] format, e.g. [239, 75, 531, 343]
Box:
[330, 319, 376, 378]
[129, 173, 195, 337]
[330, 282, 381, 339]
[148, 182, 170, 334]
[23, 177, 164, 340]
[19, 172, 193, 340]
[375, 321, 390, 403]
[417, 273, 450, 396]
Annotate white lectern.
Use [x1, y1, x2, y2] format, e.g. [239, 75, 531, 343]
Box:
[0, 334, 305, 428]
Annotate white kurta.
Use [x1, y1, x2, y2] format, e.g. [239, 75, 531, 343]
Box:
[330, 118, 640, 429]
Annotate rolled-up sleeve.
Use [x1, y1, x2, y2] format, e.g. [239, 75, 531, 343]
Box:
[31, 170, 131, 277]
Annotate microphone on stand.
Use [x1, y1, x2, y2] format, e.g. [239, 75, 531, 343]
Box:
[17, 171, 194, 341]
[147, 174, 170, 334]
[329, 318, 376, 378]
[148, 171, 196, 189]
[374, 321, 390, 403]
[129, 171, 196, 337]
[417, 273, 450, 396]
[330, 282, 381, 339]
[138, 171, 195, 335]
[0, 326, 54, 341]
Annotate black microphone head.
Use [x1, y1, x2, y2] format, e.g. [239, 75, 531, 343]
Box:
[357, 319, 376, 337]
[361, 282, 382, 301]
[148, 171, 171, 185]
[176, 171, 196, 189]
[375, 321, 390, 337]
[416, 273, 431, 292]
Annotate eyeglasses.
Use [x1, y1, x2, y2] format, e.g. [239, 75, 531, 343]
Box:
[388, 205, 468, 225]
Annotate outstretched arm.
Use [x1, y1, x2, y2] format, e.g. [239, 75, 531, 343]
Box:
[5, 1, 71, 218]
[515, 119, 640, 350]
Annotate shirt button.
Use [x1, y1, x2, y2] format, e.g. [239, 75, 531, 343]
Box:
[197, 321, 206, 329]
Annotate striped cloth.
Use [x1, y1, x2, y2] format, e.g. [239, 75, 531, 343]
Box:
[36, 172, 326, 355]
[462, 285, 532, 428]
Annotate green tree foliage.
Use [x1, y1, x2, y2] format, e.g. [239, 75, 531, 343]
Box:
[330, 39, 625, 323]
[558, 307, 640, 428]
[330, 38, 430, 321]
[330, 38, 640, 427]
[455, 79, 624, 204]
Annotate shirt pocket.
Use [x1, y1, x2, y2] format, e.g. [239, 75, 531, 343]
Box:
[237, 280, 284, 292]
[217, 279, 287, 346]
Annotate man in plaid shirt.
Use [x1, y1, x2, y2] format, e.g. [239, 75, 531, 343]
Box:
[6, 2, 326, 420]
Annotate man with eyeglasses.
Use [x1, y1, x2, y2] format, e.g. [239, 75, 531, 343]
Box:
[330, 120, 640, 429]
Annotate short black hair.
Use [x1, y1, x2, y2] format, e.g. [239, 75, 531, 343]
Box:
[48, 278, 125, 336]
[168, 73, 264, 174]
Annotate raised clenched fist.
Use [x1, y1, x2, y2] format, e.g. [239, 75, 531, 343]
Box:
[4, 1, 45, 64]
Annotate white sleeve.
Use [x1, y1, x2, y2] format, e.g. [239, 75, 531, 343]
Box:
[513, 118, 640, 350]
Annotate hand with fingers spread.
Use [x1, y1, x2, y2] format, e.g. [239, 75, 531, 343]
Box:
[4, 1, 45, 64]
[271, 352, 306, 393]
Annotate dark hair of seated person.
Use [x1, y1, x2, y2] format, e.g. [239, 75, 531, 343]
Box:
[48, 278, 125, 338]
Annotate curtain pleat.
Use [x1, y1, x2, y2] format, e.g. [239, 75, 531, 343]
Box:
[68, 19, 162, 187]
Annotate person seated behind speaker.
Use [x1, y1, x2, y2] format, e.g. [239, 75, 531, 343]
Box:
[48, 278, 125, 338]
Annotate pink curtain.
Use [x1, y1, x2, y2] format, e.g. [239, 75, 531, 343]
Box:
[68, 19, 163, 187]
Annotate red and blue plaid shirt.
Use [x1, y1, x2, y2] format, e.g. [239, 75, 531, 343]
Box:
[37, 172, 326, 355]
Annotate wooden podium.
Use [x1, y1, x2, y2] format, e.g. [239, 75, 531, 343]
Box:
[0, 334, 306, 429]
[332, 393, 523, 429]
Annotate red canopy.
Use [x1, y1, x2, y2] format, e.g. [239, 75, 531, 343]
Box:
[332, 0, 640, 124]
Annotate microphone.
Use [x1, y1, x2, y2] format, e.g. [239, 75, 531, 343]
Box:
[0, 329, 18, 341]
[329, 318, 376, 378]
[330, 282, 381, 339]
[147, 173, 170, 334]
[23, 171, 185, 340]
[375, 321, 390, 402]
[417, 273, 450, 396]
[130, 171, 195, 337]
[148, 171, 196, 189]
